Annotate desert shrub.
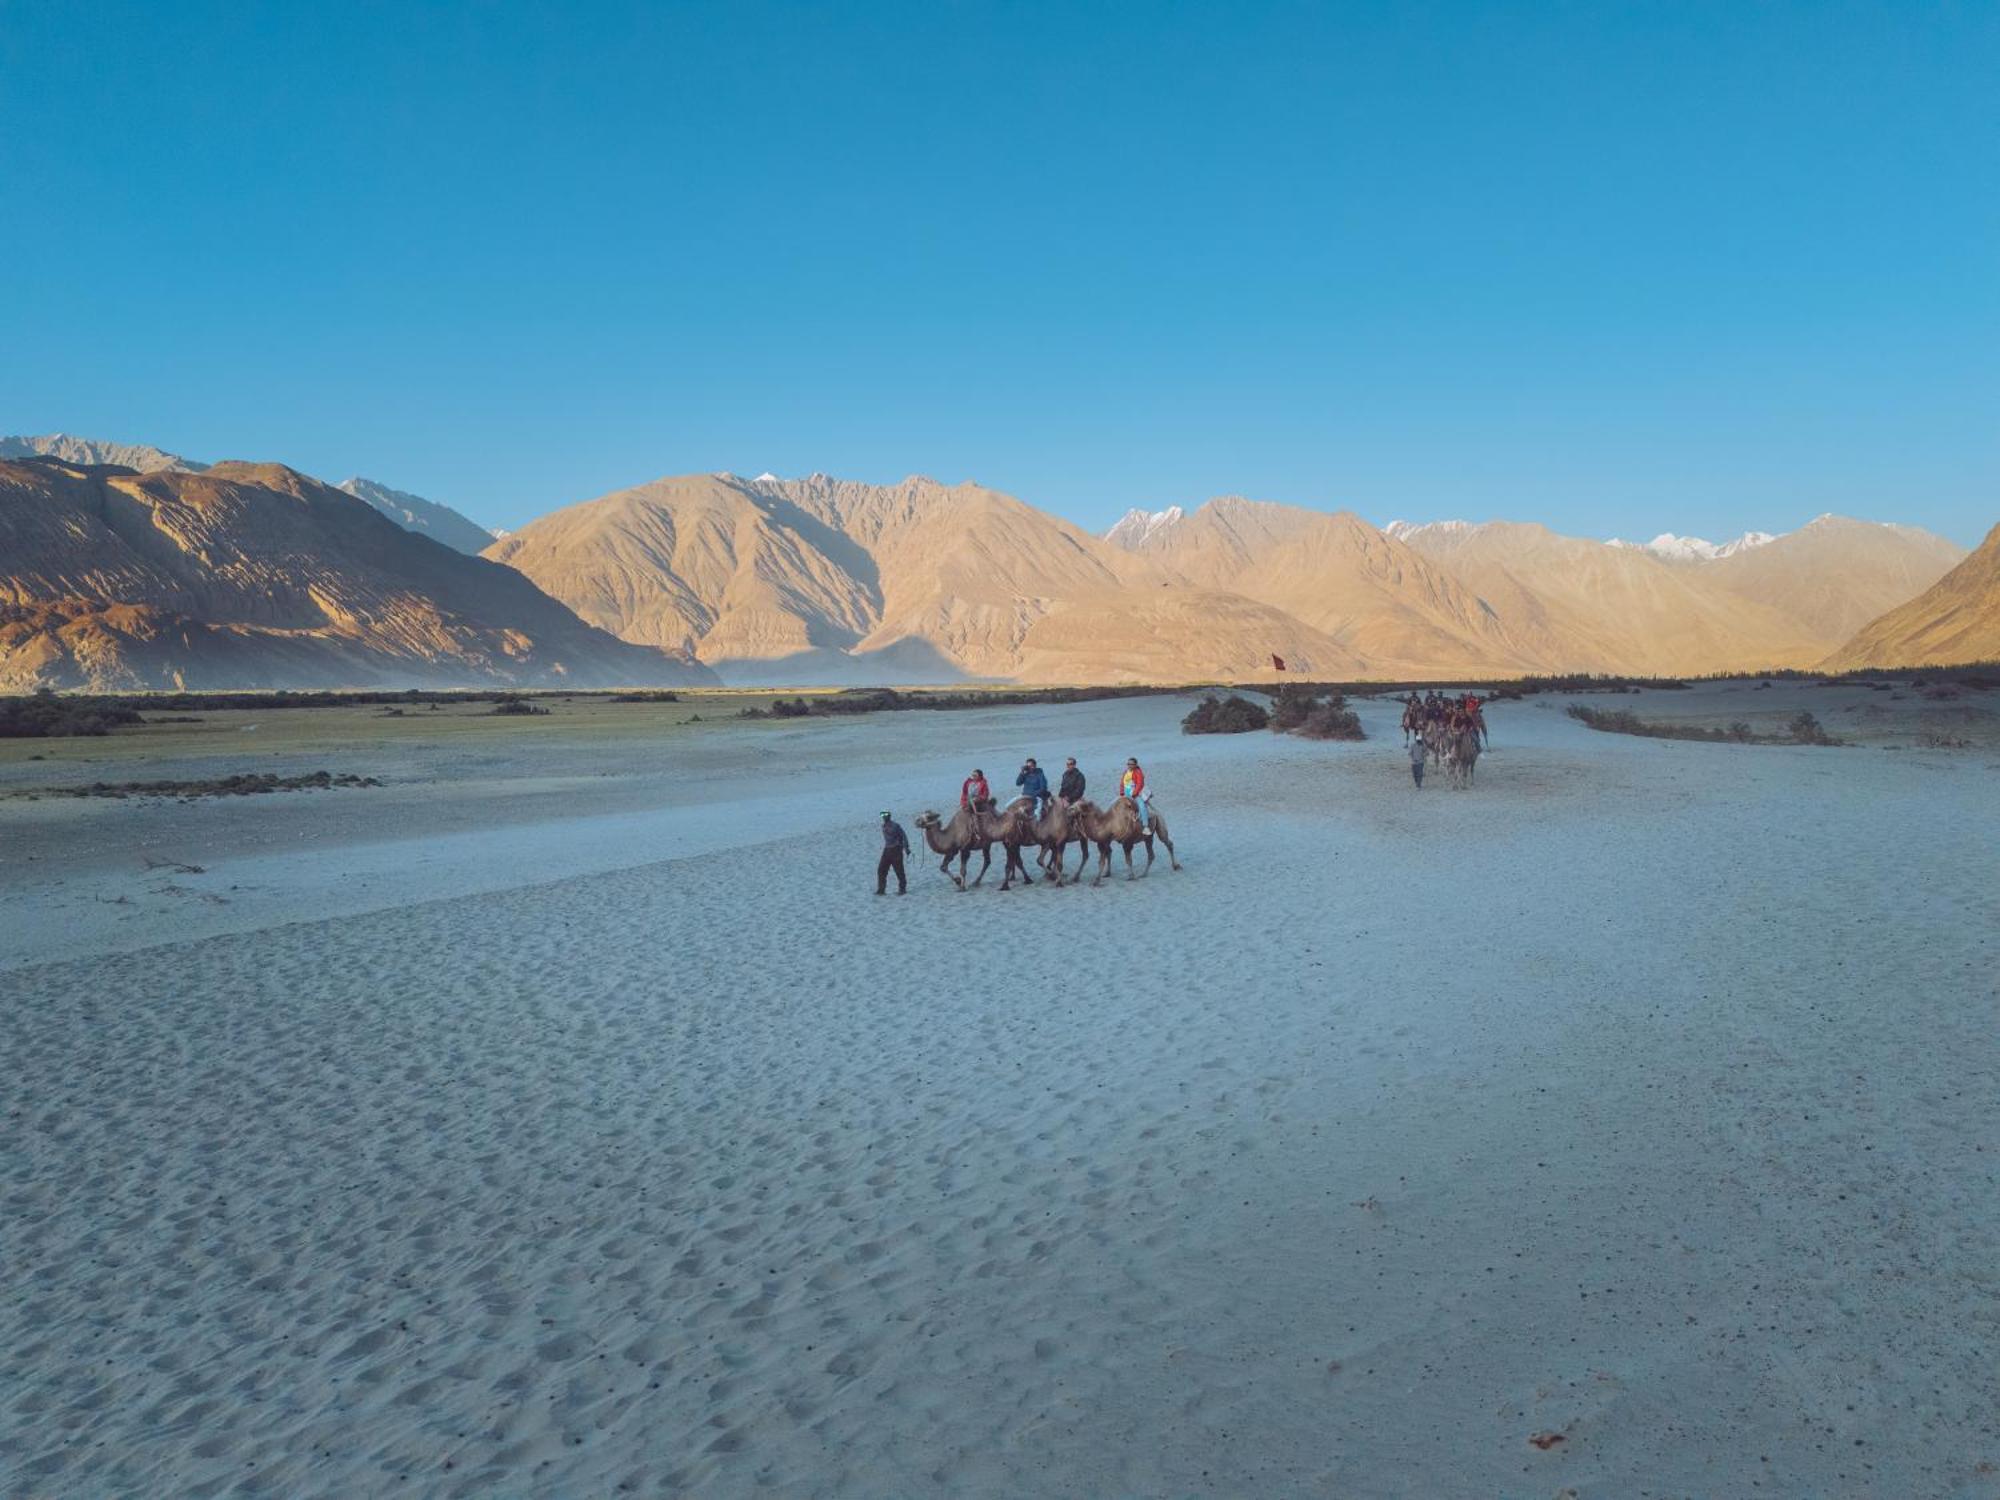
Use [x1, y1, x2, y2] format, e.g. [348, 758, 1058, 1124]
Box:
[489, 697, 549, 717]
[1182, 694, 1269, 734]
[1296, 703, 1366, 740]
[1269, 689, 1314, 732]
[610, 690, 680, 703]
[1788, 711, 1838, 745]
[1269, 684, 1350, 733]
[1571, 704, 1761, 744]
[739, 684, 1198, 719]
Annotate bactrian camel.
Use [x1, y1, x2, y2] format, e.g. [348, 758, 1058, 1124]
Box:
[1070, 796, 1181, 885]
[913, 804, 993, 890]
[1444, 727, 1481, 789]
[1029, 798, 1095, 886]
[977, 797, 1045, 891]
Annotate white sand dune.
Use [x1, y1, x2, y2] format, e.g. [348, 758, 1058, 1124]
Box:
[2, 695, 1997, 1496]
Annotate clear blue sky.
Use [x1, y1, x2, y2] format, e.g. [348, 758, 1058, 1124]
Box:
[4, 1, 1994, 544]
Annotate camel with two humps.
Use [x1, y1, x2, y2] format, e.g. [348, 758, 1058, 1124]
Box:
[1070, 796, 1181, 885]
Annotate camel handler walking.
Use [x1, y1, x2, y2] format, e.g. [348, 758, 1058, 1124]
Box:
[1409, 733, 1428, 789]
[876, 811, 909, 895]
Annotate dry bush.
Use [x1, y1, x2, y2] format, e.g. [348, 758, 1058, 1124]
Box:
[1270, 684, 1352, 733]
[1296, 704, 1366, 740]
[1182, 694, 1269, 734]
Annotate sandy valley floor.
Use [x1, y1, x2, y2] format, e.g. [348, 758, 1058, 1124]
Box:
[2, 685, 1997, 1497]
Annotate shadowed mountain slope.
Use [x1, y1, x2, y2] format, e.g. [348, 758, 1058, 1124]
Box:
[338, 478, 494, 556]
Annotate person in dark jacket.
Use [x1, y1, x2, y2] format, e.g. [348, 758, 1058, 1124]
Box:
[1058, 757, 1085, 805]
[1015, 758, 1050, 815]
[876, 811, 909, 894]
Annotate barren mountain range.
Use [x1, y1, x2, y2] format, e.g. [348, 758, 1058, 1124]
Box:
[0, 457, 713, 691]
[0, 433, 1988, 690]
[493, 475, 1972, 682]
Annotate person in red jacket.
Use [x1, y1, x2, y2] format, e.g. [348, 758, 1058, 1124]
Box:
[960, 767, 990, 813]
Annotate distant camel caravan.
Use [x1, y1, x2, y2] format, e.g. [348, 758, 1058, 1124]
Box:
[1404, 691, 1487, 791]
[914, 795, 1180, 890]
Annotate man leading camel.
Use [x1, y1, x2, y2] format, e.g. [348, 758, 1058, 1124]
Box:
[876, 811, 909, 895]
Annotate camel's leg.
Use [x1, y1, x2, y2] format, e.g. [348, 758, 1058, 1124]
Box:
[1092, 839, 1111, 887]
[968, 845, 991, 888]
[1122, 841, 1137, 881]
[939, 851, 964, 890]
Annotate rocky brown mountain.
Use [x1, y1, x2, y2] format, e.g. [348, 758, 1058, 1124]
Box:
[1104, 497, 1541, 675]
[490, 473, 1375, 682]
[0, 458, 714, 691]
[1697, 515, 1968, 644]
[1823, 522, 2000, 670]
[0, 432, 203, 473]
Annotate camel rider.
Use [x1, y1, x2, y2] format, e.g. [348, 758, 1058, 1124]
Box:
[1466, 693, 1487, 745]
[1120, 757, 1150, 832]
[1058, 757, 1085, 805]
[961, 768, 990, 813]
[1016, 757, 1050, 816]
[1409, 732, 1428, 788]
[876, 811, 909, 895]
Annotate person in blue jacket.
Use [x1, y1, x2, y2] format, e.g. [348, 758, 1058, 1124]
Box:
[1015, 757, 1051, 816]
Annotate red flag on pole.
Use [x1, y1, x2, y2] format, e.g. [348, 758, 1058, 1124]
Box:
[1271, 654, 1287, 671]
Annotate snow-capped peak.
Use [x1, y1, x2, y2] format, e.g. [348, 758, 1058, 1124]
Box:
[1385, 519, 1474, 543]
[1612, 529, 1782, 562]
[1713, 530, 1776, 557]
[1105, 506, 1185, 548]
[1643, 532, 1725, 561]
[752, 472, 780, 484]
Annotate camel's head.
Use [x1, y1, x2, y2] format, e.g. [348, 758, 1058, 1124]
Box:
[914, 810, 941, 830]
